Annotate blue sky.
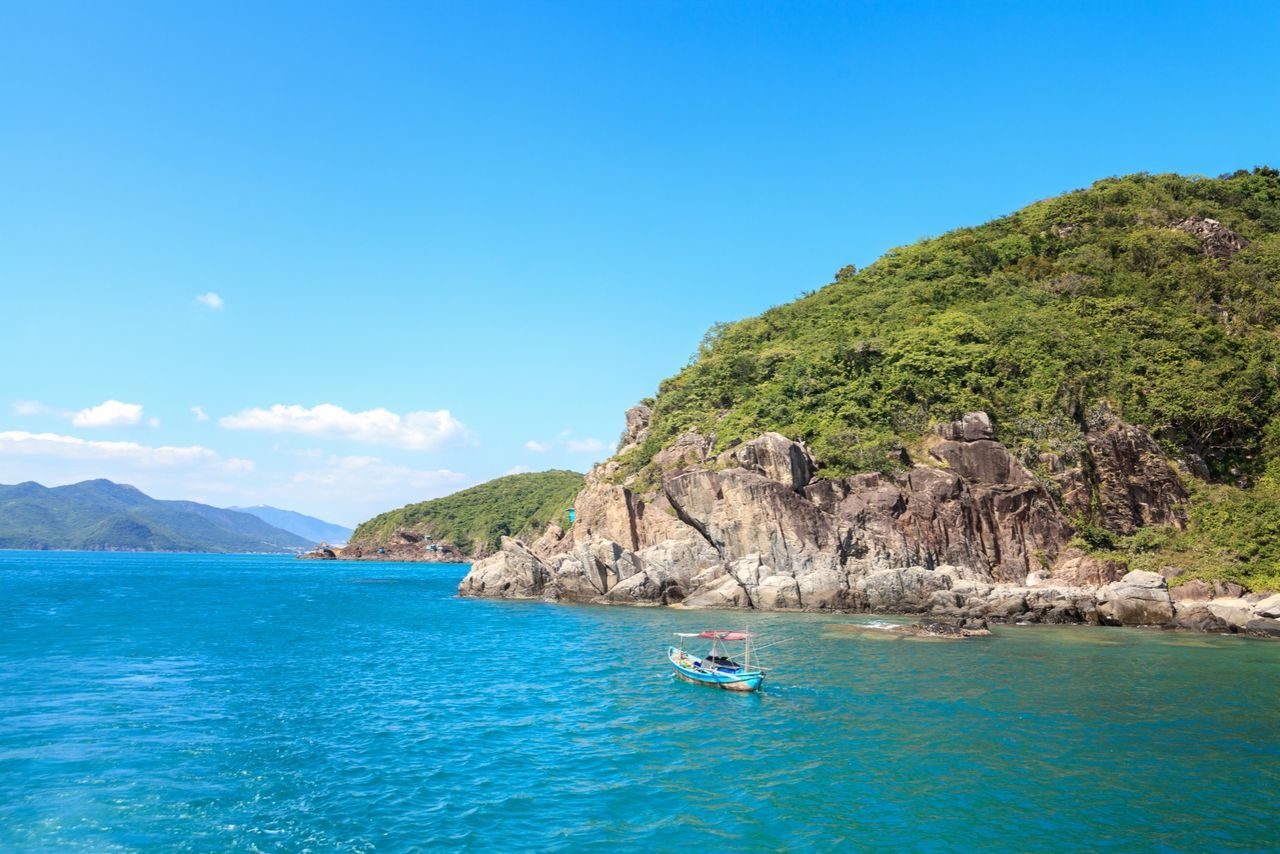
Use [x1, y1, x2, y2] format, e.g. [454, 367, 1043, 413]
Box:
[2, 1, 1278, 525]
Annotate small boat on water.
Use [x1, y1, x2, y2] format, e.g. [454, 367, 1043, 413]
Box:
[668, 630, 766, 692]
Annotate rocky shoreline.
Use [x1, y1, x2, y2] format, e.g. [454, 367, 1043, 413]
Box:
[299, 533, 469, 563]
[458, 409, 1280, 639]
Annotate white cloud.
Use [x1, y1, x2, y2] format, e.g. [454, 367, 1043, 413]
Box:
[272, 455, 468, 523]
[191, 406, 209, 421]
[70, 400, 145, 428]
[0, 431, 216, 467]
[566, 437, 611, 453]
[0, 430, 474, 528]
[220, 403, 466, 450]
[503, 464, 532, 476]
[196, 292, 224, 310]
[524, 440, 552, 452]
[147, 417, 161, 428]
[13, 400, 50, 416]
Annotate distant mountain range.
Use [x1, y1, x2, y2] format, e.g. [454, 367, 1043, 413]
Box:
[227, 505, 352, 545]
[0, 480, 314, 553]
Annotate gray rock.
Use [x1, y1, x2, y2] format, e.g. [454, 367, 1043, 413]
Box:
[936, 411, 996, 442]
[1212, 580, 1245, 599]
[756, 573, 803, 610]
[618, 403, 652, 451]
[1086, 424, 1186, 534]
[603, 569, 683, 605]
[1170, 579, 1212, 602]
[1173, 606, 1233, 634]
[1244, 618, 1280, 639]
[457, 537, 547, 599]
[1097, 573, 1174, 626]
[1052, 548, 1127, 587]
[717, 432, 815, 492]
[1205, 599, 1255, 630]
[682, 575, 749, 609]
[860, 567, 952, 613]
[1253, 593, 1280, 619]
[1171, 216, 1250, 259]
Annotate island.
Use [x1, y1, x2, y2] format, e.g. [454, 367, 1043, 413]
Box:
[453, 169, 1280, 638]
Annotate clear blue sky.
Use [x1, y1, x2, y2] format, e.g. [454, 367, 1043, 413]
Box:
[2, 1, 1278, 525]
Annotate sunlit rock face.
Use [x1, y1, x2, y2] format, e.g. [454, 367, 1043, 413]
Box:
[459, 412, 1257, 632]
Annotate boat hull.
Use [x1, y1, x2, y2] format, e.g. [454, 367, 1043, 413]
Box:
[667, 646, 765, 692]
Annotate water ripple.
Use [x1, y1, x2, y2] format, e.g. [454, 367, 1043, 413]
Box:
[0, 551, 1277, 850]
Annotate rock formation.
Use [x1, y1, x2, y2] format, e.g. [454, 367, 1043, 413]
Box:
[340, 529, 467, 562]
[1171, 216, 1250, 259]
[459, 409, 1275, 636]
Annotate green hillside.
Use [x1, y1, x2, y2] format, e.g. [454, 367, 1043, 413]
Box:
[349, 470, 584, 557]
[613, 169, 1280, 590]
[0, 480, 312, 553]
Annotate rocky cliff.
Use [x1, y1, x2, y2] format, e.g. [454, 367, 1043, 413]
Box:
[460, 411, 1280, 637]
[459, 171, 1280, 633]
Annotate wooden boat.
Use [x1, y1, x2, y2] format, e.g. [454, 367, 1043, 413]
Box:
[667, 630, 765, 692]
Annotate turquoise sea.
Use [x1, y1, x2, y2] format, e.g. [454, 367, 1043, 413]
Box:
[1, 551, 1277, 851]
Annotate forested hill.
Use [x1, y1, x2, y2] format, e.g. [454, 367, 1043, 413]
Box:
[0, 480, 313, 553]
[610, 169, 1280, 589]
[349, 470, 584, 558]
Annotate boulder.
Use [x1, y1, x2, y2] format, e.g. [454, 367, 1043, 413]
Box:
[652, 429, 713, 471]
[1213, 580, 1245, 599]
[1253, 593, 1280, 619]
[756, 574, 803, 610]
[860, 567, 952, 613]
[1172, 606, 1233, 634]
[618, 403, 652, 452]
[717, 432, 815, 492]
[936, 411, 996, 442]
[1169, 579, 1212, 602]
[917, 614, 992, 637]
[529, 524, 565, 559]
[1205, 599, 1255, 630]
[457, 537, 547, 599]
[1051, 548, 1128, 587]
[1096, 571, 1174, 626]
[982, 591, 1030, 621]
[682, 575, 749, 609]
[636, 539, 719, 580]
[1244, 618, 1280, 639]
[603, 570, 682, 605]
[929, 439, 1032, 485]
[795, 567, 854, 610]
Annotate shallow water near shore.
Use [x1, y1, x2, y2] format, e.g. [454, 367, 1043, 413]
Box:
[2, 551, 1277, 851]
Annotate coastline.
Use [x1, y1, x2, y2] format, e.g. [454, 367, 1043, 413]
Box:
[458, 413, 1280, 640]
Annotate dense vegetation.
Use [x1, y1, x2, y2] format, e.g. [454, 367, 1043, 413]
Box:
[0, 480, 312, 553]
[350, 470, 584, 557]
[614, 169, 1280, 590]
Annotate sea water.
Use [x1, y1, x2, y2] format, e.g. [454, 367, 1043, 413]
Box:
[1, 551, 1277, 851]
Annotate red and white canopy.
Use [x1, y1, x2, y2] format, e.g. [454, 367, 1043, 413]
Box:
[674, 630, 754, 641]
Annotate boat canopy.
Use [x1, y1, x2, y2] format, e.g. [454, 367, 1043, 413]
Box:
[674, 630, 755, 641]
